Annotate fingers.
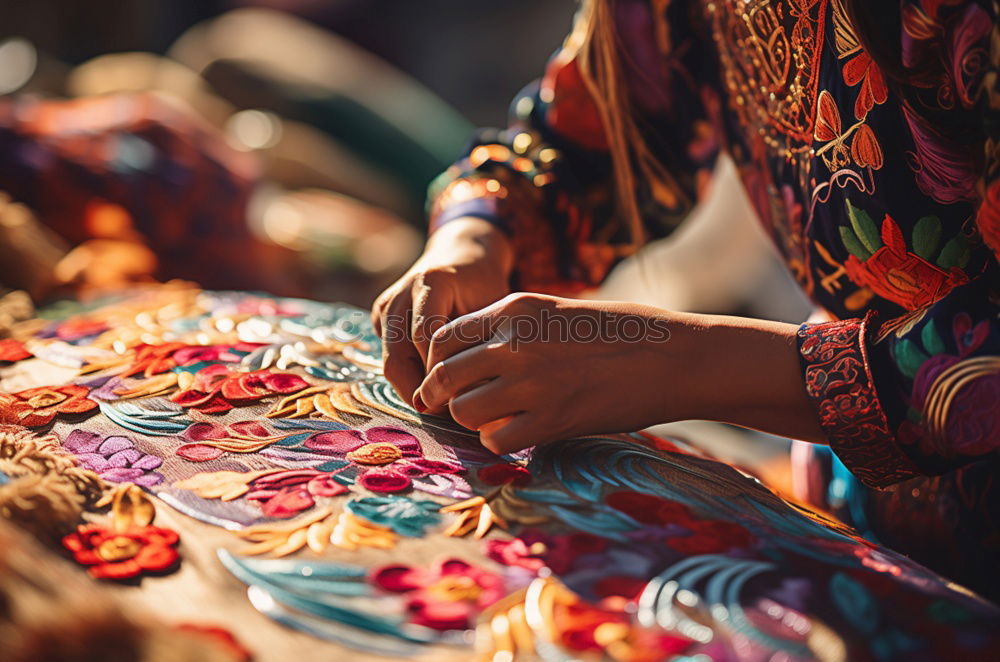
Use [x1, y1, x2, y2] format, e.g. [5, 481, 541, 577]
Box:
[425, 306, 500, 369]
[379, 290, 425, 404]
[447, 377, 522, 431]
[415, 343, 506, 412]
[410, 271, 454, 367]
[371, 294, 387, 337]
[478, 412, 543, 455]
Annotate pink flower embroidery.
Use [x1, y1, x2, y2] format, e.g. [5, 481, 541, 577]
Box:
[177, 420, 285, 462]
[302, 426, 464, 493]
[245, 469, 348, 518]
[372, 558, 506, 630]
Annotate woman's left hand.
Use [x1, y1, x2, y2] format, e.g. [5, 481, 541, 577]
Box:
[412, 292, 825, 454]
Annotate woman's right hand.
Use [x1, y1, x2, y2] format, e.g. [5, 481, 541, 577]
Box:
[372, 217, 513, 406]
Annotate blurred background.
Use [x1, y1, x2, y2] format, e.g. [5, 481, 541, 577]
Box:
[0, 0, 809, 318]
[0, 0, 812, 484]
[0, 0, 575, 305]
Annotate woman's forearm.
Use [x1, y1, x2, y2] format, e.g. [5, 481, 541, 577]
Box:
[663, 313, 827, 442]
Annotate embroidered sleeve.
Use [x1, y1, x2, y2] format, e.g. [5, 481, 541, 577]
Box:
[796, 0, 1000, 489]
[797, 316, 922, 488]
[427, 0, 720, 294]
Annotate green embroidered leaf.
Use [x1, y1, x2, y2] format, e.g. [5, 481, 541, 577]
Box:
[920, 320, 946, 356]
[839, 225, 874, 260]
[895, 339, 929, 379]
[912, 215, 942, 260]
[845, 199, 881, 255]
[936, 234, 971, 269]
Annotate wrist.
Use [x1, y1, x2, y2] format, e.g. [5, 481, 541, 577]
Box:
[657, 313, 822, 439]
[426, 216, 514, 278]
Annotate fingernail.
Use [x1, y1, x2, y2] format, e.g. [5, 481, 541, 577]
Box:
[412, 392, 427, 413]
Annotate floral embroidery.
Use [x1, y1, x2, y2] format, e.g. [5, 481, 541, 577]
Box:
[840, 201, 970, 310]
[371, 558, 505, 631]
[0, 338, 31, 362]
[42, 316, 109, 343]
[62, 482, 180, 581]
[176, 420, 289, 462]
[476, 463, 532, 486]
[709, 0, 828, 145]
[483, 537, 548, 573]
[131, 341, 259, 377]
[62, 430, 164, 486]
[301, 426, 464, 493]
[170, 365, 308, 413]
[842, 51, 888, 120]
[62, 523, 180, 580]
[903, 314, 1000, 457]
[0, 384, 97, 427]
[245, 469, 348, 518]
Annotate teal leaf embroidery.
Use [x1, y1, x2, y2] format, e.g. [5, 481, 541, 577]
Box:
[920, 320, 946, 357]
[99, 400, 191, 436]
[840, 226, 873, 260]
[912, 215, 942, 261]
[845, 199, 881, 256]
[935, 234, 970, 269]
[271, 419, 350, 432]
[346, 496, 440, 537]
[894, 339, 929, 379]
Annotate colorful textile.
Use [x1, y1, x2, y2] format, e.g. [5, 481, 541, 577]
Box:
[1, 286, 998, 659]
[427, 0, 1000, 598]
[0, 94, 261, 289]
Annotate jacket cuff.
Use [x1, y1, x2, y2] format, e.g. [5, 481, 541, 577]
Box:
[797, 315, 921, 488]
[428, 176, 511, 235]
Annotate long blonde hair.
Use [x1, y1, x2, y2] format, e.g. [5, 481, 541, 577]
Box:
[575, 0, 689, 252]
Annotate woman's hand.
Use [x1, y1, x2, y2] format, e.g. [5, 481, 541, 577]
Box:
[372, 217, 513, 403]
[412, 293, 826, 454]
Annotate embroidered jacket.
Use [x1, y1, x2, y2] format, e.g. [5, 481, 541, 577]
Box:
[428, 0, 1000, 491]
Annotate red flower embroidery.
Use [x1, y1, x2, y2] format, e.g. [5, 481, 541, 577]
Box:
[245, 469, 348, 518]
[170, 365, 307, 413]
[665, 519, 755, 555]
[483, 537, 548, 572]
[500, 529, 609, 575]
[842, 211, 969, 311]
[62, 523, 180, 580]
[842, 51, 888, 119]
[976, 177, 1000, 256]
[0, 384, 97, 426]
[0, 338, 31, 362]
[554, 600, 692, 658]
[605, 491, 696, 527]
[53, 317, 109, 342]
[120, 342, 188, 378]
[372, 558, 506, 630]
[477, 463, 532, 486]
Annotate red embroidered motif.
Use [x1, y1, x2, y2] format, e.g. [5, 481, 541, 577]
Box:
[797, 315, 920, 488]
[0, 338, 31, 362]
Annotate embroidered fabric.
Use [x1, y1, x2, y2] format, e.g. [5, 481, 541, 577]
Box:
[797, 316, 921, 488]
